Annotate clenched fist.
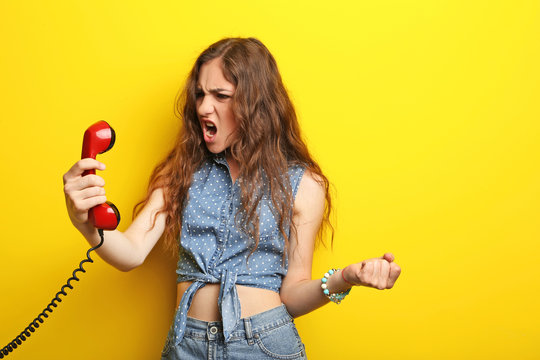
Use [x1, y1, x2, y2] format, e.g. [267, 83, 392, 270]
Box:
[342, 253, 401, 290]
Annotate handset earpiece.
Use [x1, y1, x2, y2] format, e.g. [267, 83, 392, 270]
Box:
[81, 120, 120, 230]
[81, 120, 116, 175]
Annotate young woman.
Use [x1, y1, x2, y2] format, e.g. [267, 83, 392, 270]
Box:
[63, 37, 401, 359]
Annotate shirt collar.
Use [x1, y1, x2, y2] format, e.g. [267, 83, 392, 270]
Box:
[212, 152, 228, 166]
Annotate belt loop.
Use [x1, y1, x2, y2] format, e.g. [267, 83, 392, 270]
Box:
[243, 317, 254, 345]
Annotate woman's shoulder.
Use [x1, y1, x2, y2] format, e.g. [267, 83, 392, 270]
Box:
[292, 169, 326, 224]
[298, 169, 325, 192]
[286, 162, 327, 201]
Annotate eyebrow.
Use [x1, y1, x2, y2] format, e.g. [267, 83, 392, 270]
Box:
[196, 86, 234, 93]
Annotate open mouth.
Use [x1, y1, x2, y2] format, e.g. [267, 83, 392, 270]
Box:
[203, 120, 217, 140]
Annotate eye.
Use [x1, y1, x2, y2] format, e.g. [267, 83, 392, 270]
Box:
[216, 93, 231, 100]
[195, 90, 204, 98]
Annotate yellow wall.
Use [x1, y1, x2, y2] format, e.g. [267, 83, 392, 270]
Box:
[1, 1, 539, 359]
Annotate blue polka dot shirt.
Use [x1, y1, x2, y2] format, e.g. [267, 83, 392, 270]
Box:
[171, 152, 305, 345]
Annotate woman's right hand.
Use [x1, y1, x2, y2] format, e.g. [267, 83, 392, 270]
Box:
[63, 158, 107, 233]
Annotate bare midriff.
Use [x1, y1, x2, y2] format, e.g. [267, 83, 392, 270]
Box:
[177, 281, 283, 321]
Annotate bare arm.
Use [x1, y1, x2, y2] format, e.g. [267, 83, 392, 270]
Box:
[63, 158, 166, 272]
[279, 171, 402, 318]
[279, 171, 329, 316]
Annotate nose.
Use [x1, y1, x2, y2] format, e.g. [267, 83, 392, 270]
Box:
[197, 94, 214, 116]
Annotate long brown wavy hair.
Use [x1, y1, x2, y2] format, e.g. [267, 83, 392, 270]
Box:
[134, 37, 333, 256]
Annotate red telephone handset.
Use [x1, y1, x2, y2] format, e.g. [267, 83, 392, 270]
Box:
[81, 120, 120, 230]
[0, 121, 120, 357]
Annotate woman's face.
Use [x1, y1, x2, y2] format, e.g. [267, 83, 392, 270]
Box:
[196, 58, 237, 154]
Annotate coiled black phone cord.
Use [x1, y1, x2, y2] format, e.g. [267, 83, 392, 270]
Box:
[0, 229, 105, 358]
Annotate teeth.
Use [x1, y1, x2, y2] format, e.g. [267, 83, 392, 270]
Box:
[204, 121, 216, 138]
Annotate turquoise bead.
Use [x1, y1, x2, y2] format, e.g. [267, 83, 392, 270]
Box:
[328, 269, 334, 275]
[323, 289, 329, 295]
[321, 278, 327, 283]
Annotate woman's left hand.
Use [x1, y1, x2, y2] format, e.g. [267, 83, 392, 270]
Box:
[342, 253, 401, 290]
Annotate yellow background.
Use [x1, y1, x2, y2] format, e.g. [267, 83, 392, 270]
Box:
[1, 1, 539, 359]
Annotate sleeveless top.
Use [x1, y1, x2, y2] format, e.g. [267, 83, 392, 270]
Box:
[171, 152, 305, 345]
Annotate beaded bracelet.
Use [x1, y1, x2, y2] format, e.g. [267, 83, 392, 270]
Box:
[321, 268, 351, 304]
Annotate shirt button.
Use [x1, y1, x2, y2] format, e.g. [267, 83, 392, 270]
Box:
[209, 326, 218, 335]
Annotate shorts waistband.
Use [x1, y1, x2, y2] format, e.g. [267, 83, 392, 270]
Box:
[182, 304, 293, 342]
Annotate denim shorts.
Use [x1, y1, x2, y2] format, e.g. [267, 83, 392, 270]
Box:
[161, 304, 307, 360]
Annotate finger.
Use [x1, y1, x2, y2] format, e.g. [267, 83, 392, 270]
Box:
[387, 263, 402, 288]
[64, 174, 105, 195]
[372, 260, 380, 288]
[77, 196, 108, 212]
[78, 186, 106, 200]
[75, 174, 106, 191]
[64, 177, 106, 204]
[79, 158, 106, 171]
[63, 159, 106, 183]
[382, 253, 395, 262]
[379, 260, 390, 289]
